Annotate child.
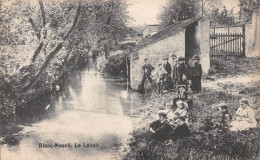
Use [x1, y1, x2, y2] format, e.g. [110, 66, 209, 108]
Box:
[149, 111, 172, 141]
[218, 103, 232, 126]
[152, 63, 167, 94]
[230, 98, 257, 131]
[212, 103, 232, 132]
[168, 100, 189, 125]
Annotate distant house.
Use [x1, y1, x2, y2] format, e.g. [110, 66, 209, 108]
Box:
[143, 25, 159, 38]
[130, 17, 210, 89]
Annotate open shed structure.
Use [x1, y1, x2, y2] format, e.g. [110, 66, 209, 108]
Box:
[130, 17, 210, 90]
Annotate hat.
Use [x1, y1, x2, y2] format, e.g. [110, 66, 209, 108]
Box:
[177, 57, 185, 61]
[178, 85, 186, 89]
[218, 102, 228, 108]
[157, 110, 167, 118]
[171, 53, 177, 58]
[192, 55, 200, 60]
[144, 58, 148, 61]
[240, 98, 249, 105]
[163, 57, 169, 60]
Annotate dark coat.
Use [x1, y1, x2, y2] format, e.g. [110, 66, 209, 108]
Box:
[172, 123, 190, 138]
[163, 62, 171, 75]
[174, 63, 190, 85]
[149, 120, 172, 141]
[191, 63, 202, 77]
[142, 63, 155, 76]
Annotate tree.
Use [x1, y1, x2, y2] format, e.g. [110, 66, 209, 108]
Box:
[24, 0, 82, 91]
[238, 0, 260, 23]
[1, 0, 131, 92]
[209, 6, 236, 26]
[157, 0, 200, 29]
[199, 0, 223, 16]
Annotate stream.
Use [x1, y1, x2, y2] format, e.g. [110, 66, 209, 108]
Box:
[1, 59, 146, 160]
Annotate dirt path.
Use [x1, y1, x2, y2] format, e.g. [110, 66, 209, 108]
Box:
[202, 72, 260, 94]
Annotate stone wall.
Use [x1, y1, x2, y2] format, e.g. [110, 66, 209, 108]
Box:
[198, 19, 210, 74]
[246, 12, 260, 57]
[130, 31, 185, 89]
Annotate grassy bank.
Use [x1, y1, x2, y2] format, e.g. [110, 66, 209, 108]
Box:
[120, 57, 260, 159]
[120, 84, 260, 159]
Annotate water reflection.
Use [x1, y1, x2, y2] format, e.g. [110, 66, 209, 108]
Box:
[2, 59, 145, 160]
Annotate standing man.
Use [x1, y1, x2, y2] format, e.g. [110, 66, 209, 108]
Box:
[190, 55, 202, 93]
[163, 56, 172, 90]
[170, 53, 178, 88]
[174, 57, 189, 87]
[139, 58, 155, 93]
[163, 57, 171, 76]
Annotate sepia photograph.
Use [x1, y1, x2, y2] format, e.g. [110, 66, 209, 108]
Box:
[0, 0, 260, 159]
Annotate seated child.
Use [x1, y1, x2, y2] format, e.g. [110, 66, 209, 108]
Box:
[149, 111, 172, 141]
[168, 100, 189, 125]
[212, 103, 232, 132]
[165, 116, 191, 145]
[230, 98, 257, 131]
[172, 85, 193, 108]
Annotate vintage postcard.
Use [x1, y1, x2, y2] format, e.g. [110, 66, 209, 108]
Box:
[0, 0, 259, 159]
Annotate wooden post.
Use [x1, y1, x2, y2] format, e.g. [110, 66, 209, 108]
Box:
[242, 24, 246, 57]
[126, 58, 129, 92]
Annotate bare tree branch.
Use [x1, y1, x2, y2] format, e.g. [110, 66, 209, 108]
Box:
[63, 0, 82, 40]
[39, 0, 47, 27]
[31, 42, 44, 62]
[24, 0, 82, 91]
[29, 18, 41, 40]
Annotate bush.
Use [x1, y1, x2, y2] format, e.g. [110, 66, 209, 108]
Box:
[103, 51, 130, 76]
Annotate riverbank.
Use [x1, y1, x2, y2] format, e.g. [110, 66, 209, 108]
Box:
[0, 46, 89, 139]
[120, 57, 260, 160]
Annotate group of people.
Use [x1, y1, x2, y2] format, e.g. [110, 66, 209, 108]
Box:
[143, 54, 258, 143]
[149, 95, 258, 144]
[139, 53, 202, 94]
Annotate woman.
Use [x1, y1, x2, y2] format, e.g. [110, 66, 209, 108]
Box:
[230, 98, 257, 131]
[190, 55, 202, 93]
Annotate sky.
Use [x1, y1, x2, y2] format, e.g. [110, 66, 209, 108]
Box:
[127, 0, 240, 27]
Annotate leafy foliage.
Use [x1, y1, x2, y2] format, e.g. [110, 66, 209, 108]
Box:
[209, 6, 236, 26]
[157, 0, 200, 29]
[238, 0, 260, 23]
[0, 0, 132, 131]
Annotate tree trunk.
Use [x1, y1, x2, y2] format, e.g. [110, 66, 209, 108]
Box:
[30, 0, 47, 62]
[24, 0, 82, 91]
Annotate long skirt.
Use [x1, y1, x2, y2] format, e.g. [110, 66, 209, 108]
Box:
[230, 120, 257, 131]
[191, 76, 201, 92]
